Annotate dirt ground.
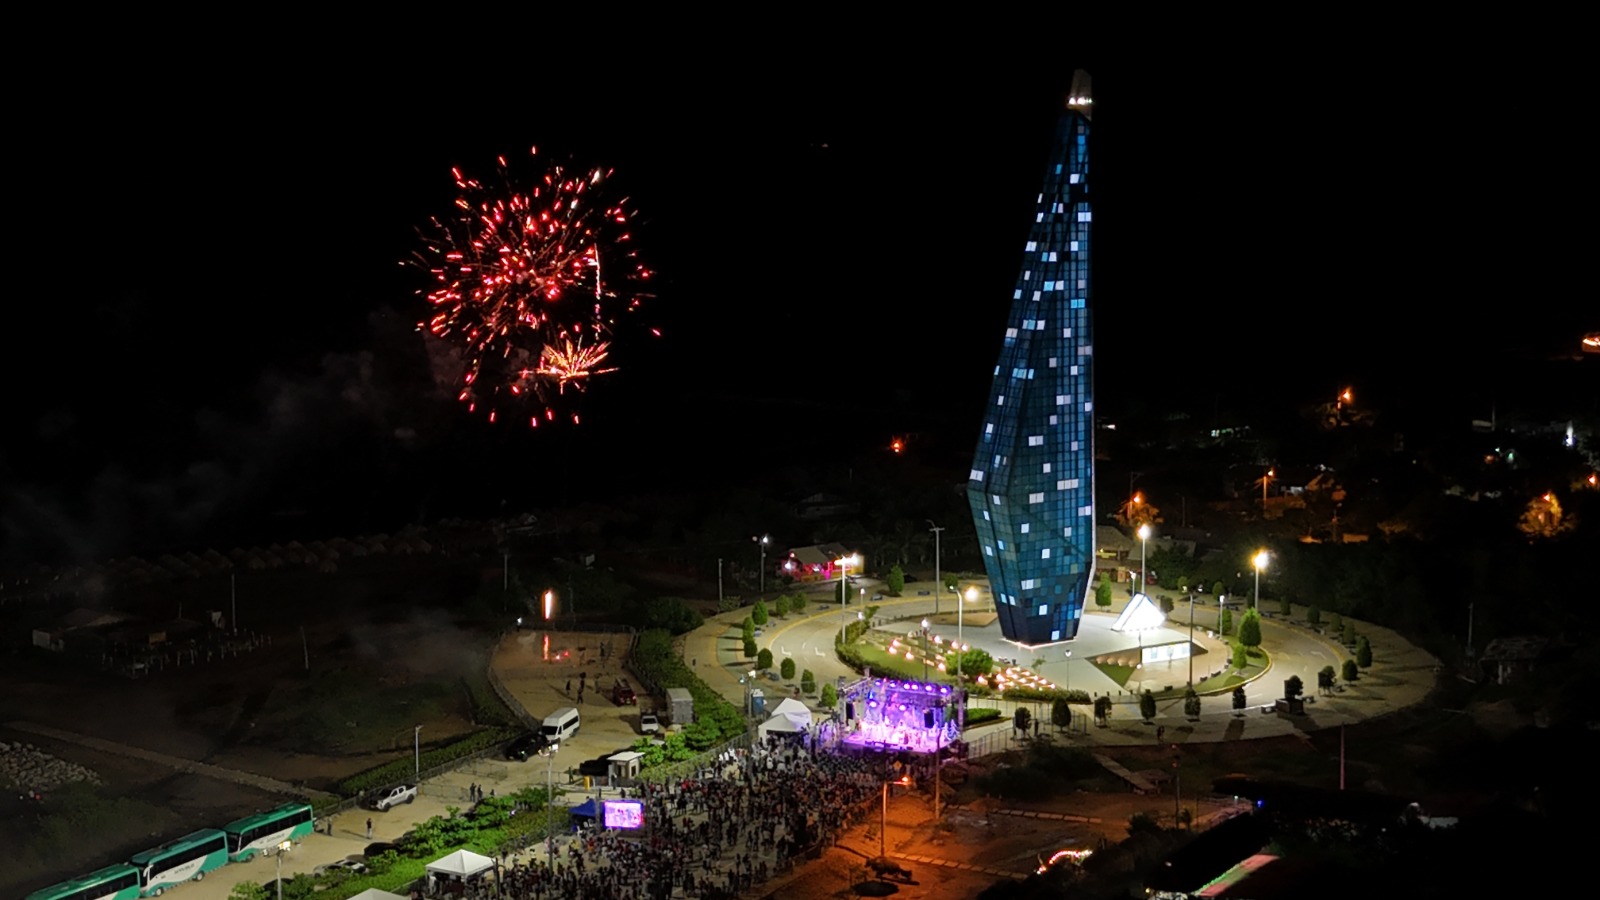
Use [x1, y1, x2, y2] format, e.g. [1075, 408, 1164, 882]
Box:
[0, 557, 507, 895]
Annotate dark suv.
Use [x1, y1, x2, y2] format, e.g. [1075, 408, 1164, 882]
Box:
[611, 679, 637, 706]
[505, 731, 550, 761]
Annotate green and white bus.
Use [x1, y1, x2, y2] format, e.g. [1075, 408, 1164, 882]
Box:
[222, 801, 315, 862]
[25, 863, 142, 900]
[128, 829, 229, 896]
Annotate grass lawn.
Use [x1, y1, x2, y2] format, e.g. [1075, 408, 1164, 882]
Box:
[853, 636, 955, 683]
[1092, 653, 1270, 701]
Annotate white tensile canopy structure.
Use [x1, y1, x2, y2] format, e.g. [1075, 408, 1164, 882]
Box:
[425, 849, 495, 880]
[348, 891, 408, 900]
[1111, 593, 1167, 633]
[757, 697, 813, 738]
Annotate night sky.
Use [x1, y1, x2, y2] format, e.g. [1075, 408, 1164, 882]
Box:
[3, 37, 1593, 567]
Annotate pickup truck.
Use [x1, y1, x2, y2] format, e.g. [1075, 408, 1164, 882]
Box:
[371, 783, 418, 811]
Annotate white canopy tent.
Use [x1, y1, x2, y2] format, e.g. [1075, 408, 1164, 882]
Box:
[757, 697, 813, 738]
[425, 848, 495, 880]
[347, 891, 408, 900]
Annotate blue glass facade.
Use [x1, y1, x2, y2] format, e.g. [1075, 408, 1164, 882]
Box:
[966, 76, 1095, 646]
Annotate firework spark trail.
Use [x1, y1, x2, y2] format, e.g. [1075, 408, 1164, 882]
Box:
[408, 146, 653, 425]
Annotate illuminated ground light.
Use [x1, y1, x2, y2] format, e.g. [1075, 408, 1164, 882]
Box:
[1195, 853, 1280, 897]
[1036, 848, 1093, 874]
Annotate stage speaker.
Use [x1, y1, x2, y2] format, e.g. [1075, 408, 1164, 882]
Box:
[846, 701, 855, 722]
[924, 709, 935, 729]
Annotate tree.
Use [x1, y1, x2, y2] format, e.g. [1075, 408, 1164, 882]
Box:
[1014, 707, 1033, 737]
[752, 599, 769, 627]
[819, 682, 838, 708]
[1519, 492, 1577, 539]
[756, 647, 774, 670]
[1237, 608, 1262, 648]
[1095, 575, 1113, 608]
[780, 657, 797, 680]
[1177, 574, 1190, 593]
[1328, 611, 1343, 634]
[1219, 607, 1234, 636]
[1342, 618, 1357, 646]
[789, 592, 808, 613]
[1342, 658, 1360, 682]
[800, 669, 817, 695]
[1307, 606, 1321, 628]
[772, 595, 789, 617]
[1278, 595, 1293, 617]
[1183, 687, 1201, 719]
[943, 572, 960, 594]
[742, 616, 755, 641]
[1138, 690, 1157, 722]
[886, 565, 905, 595]
[1128, 812, 1161, 835]
[1231, 643, 1248, 670]
[1232, 686, 1247, 714]
[1212, 580, 1225, 598]
[1356, 635, 1373, 668]
[1284, 674, 1304, 700]
[1094, 695, 1112, 725]
[956, 647, 995, 677]
[1052, 697, 1074, 730]
[1318, 665, 1336, 693]
[229, 883, 264, 900]
[742, 637, 757, 659]
[1159, 594, 1175, 615]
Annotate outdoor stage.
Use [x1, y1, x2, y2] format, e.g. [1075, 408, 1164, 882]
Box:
[838, 678, 959, 756]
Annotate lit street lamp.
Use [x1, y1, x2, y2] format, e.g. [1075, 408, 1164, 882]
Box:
[836, 554, 860, 643]
[920, 618, 931, 681]
[275, 840, 293, 900]
[958, 586, 977, 680]
[753, 534, 770, 594]
[1260, 468, 1275, 515]
[881, 774, 912, 858]
[1252, 550, 1269, 612]
[1137, 524, 1151, 595]
[539, 745, 559, 868]
[413, 725, 422, 778]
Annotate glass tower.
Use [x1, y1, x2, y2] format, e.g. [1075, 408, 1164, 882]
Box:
[966, 71, 1095, 646]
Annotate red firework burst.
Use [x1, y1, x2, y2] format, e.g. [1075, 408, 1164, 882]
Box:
[408, 146, 652, 425]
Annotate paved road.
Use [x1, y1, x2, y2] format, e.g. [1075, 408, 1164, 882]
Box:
[684, 578, 1439, 747]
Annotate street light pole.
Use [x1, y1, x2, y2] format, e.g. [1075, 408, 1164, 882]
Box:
[920, 619, 930, 682]
[413, 725, 421, 778]
[276, 841, 292, 900]
[1137, 524, 1151, 595]
[1188, 593, 1196, 686]
[541, 746, 557, 869]
[928, 522, 945, 615]
[1252, 550, 1269, 613]
[753, 535, 770, 595]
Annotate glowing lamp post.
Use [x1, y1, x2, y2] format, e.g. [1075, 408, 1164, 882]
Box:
[1137, 524, 1151, 595]
[836, 554, 860, 643]
[1252, 550, 1269, 612]
[753, 534, 770, 594]
[958, 586, 977, 680]
[275, 840, 293, 900]
[542, 589, 554, 621]
[920, 618, 931, 681]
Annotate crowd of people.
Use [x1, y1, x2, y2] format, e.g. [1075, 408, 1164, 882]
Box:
[435, 736, 891, 900]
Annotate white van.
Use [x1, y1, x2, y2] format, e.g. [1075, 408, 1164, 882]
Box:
[540, 707, 580, 743]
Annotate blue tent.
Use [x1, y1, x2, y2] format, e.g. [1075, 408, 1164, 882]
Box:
[570, 799, 598, 820]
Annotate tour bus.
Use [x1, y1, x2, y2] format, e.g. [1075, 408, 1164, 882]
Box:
[222, 801, 314, 862]
[128, 829, 229, 896]
[25, 863, 142, 900]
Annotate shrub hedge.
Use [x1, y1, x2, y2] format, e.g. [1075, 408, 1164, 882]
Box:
[631, 629, 746, 745]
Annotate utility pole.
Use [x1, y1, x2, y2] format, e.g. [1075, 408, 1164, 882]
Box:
[301, 626, 309, 671]
[230, 573, 237, 634]
[1188, 594, 1196, 686]
[928, 522, 945, 616]
[718, 558, 723, 608]
[1466, 602, 1475, 657]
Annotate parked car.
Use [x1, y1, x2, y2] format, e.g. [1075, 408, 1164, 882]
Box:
[611, 679, 637, 705]
[370, 783, 418, 811]
[505, 731, 550, 761]
[314, 858, 369, 877]
[639, 711, 660, 734]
